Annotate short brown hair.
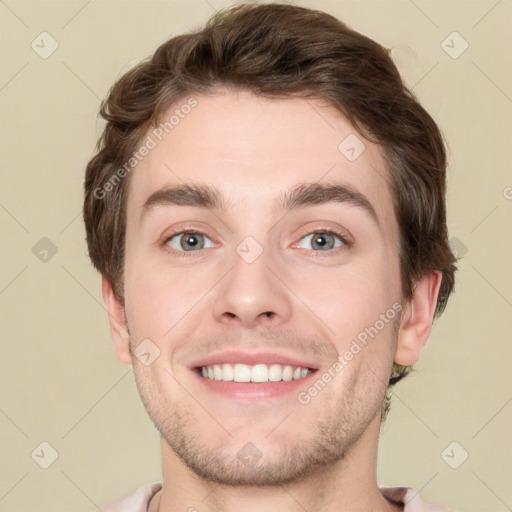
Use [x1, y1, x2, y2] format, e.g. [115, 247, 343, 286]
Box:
[83, 2, 457, 421]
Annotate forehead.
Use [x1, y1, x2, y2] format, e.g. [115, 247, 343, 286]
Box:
[126, 90, 396, 235]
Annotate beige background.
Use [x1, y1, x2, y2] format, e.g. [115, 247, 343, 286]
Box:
[1, 0, 511, 510]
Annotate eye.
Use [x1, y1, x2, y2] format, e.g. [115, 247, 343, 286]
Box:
[296, 231, 346, 251]
[165, 231, 215, 252]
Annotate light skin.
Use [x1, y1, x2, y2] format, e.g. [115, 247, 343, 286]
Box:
[102, 89, 441, 512]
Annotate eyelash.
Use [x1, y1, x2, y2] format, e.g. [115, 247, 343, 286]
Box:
[162, 226, 351, 258]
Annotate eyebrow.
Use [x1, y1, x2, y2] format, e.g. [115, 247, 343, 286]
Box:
[141, 181, 380, 228]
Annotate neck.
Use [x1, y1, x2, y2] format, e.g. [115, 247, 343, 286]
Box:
[155, 415, 401, 512]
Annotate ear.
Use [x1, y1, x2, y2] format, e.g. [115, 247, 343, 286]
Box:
[394, 270, 442, 366]
[101, 274, 132, 366]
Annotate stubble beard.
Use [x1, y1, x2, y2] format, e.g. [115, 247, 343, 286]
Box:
[132, 346, 393, 487]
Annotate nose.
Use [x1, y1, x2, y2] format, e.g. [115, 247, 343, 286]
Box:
[211, 241, 293, 329]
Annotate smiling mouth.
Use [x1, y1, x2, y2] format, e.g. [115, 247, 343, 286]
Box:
[195, 363, 315, 383]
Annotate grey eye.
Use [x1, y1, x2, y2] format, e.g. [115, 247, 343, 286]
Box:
[166, 232, 214, 251]
[298, 232, 344, 251]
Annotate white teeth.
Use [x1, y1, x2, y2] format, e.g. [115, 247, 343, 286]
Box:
[268, 364, 282, 382]
[213, 364, 223, 380]
[251, 364, 268, 382]
[233, 363, 251, 382]
[222, 363, 234, 381]
[199, 363, 312, 382]
[282, 366, 293, 381]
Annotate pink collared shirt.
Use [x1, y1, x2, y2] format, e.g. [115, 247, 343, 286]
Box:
[97, 482, 455, 511]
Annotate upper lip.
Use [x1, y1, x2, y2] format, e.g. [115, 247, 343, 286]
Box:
[188, 351, 320, 371]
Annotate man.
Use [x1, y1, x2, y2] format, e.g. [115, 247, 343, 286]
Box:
[83, 2, 457, 511]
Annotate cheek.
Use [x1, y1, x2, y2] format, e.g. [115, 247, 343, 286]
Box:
[290, 256, 400, 360]
[123, 254, 207, 342]
[298, 254, 395, 321]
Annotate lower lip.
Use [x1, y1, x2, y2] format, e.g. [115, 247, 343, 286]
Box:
[191, 369, 317, 400]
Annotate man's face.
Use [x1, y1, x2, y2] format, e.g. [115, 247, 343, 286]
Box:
[121, 89, 403, 485]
